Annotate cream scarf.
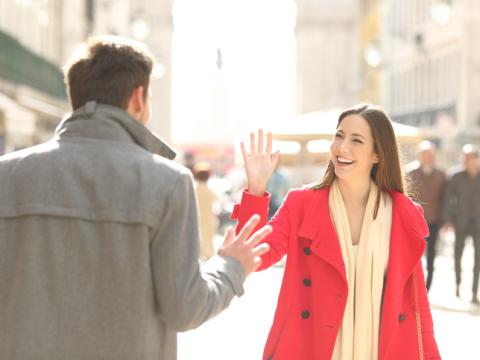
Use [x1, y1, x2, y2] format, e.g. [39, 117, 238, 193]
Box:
[330, 180, 392, 360]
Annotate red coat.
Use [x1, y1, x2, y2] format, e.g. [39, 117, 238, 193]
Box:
[232, 187, 441, 360]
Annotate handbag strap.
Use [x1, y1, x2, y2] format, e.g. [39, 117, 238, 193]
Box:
[413, 269, 425, 360]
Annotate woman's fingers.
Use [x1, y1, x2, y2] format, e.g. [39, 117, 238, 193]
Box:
[257, 129, 264, 154]
[244, 130, 277, 164]
[265, 132, 273, 155]
[272, 150, 280, 167]
[240, 141, 248, 163]
[250, 132, 256, 155]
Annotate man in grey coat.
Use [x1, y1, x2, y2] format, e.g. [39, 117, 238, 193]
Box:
[443, 144, 480, 304]
[0, 36, 271, 359]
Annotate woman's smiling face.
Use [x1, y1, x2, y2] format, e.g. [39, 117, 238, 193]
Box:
[330, 114, 379, 181]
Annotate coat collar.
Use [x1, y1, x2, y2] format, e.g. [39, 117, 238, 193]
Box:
[55, 101, 176, 160]
[297, 187, 428, 270]
[296, 187, 428, 287]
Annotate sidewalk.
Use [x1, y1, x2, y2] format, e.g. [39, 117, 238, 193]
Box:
[426, 232, 480, 359]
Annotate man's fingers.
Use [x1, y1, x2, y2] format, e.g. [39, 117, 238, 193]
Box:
[252, 243, 270, 257]
[223, 226, 235, 246]
[246, 225, 272, 246]
[251, 256, 263, 272]
[236, 214, 261, 242]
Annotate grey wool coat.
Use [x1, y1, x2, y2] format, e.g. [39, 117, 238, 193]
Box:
[0, 102, 245, 360]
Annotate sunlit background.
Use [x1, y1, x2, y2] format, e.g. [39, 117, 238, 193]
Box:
[1, 0, 479, 359]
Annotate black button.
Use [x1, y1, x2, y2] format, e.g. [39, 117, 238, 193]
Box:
[303, 278, 312, 287]
[398, 313, 406, 321]
[303, 247, 311, 255]
[266, 357, 273, 360]
[301, 310, 310, 319]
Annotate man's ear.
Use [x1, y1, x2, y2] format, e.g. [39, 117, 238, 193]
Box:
[127, 86, 145, 118]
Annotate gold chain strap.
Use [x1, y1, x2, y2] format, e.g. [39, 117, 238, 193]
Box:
[413, 269, 425, 360]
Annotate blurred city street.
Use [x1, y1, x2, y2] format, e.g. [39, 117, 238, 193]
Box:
[179, 235, 480, 360]
[2, 1, 480, 359]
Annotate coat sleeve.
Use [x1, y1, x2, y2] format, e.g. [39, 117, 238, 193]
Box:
[414, 261, 442, 359]
[150, 171, 246, 332]
[231, 189, 293, 271]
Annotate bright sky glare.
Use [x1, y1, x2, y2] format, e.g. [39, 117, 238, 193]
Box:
[171, 0, 296, 144]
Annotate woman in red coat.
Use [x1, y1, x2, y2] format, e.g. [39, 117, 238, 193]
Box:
[232, 104, 441, 359]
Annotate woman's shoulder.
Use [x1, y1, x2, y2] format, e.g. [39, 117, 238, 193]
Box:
[283, 185, 328, 208]
[389, 190, 429, 236]
[389, 190, 422, 213]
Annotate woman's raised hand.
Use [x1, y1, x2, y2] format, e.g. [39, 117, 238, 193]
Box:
[240, 129, 280, 196]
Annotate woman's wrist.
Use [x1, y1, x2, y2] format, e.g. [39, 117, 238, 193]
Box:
[247, 185, 266, 197]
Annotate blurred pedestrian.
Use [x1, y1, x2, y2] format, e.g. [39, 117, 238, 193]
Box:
[183, 150, 195, 173]
[0, 35, 272, 360]
[232, 105, 440, 359]
[193, 161, 218, 259]
[408, 141, 447, 291]
[266, 165, 290, 219]
[443, 144, 480, 304]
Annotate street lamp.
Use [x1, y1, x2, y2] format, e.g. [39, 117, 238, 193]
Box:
[131, 13, 150, 40]
[431, 0, 451, 26]
[364, 42, 382, 68]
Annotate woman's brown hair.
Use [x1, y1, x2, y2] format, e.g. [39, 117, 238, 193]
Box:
[312, 103, 408, 218]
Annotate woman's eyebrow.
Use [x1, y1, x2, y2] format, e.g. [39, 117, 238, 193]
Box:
[336, 129, 366, 139]
[351, 133, 366, 139]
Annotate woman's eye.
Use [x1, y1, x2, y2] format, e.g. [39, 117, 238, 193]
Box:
[335, 133, 343, 138]
[353, 139, 363, 144]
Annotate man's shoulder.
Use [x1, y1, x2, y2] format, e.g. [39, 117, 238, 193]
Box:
[0, 141, 57, 167]
[145, 152, 192, 180]
[447, 166, 466, 179]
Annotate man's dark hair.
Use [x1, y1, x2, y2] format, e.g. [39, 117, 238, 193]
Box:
[64, 36, 154, 110]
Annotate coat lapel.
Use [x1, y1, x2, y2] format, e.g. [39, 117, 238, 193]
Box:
[378, 191, 428, 360]
[297, 188, 347, 285]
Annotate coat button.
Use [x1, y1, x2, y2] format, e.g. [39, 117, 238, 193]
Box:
[301, 310, 310, 319]
[303, 278, 312, 287]
[266, 357, 273, 360]
[303, 247, 311, 255]
[398, 313, 406, 321]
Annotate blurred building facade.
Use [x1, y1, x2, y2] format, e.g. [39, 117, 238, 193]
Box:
[0, 0, 68, 154]
[92, 0, 173, 144]
[295, 0, 361, 113]
[0, 0, 173, 155]
[359, 0, 383, 104]
[383, 0, 480, 154]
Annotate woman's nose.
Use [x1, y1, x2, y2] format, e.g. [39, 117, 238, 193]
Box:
[339, 139, 349, 153]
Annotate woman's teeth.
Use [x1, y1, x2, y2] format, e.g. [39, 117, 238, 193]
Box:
[337, 157, 354, 164]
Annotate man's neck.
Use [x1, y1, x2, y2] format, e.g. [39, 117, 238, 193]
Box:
[421, 165, 434, 175]
[467, 167, 479, 178]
